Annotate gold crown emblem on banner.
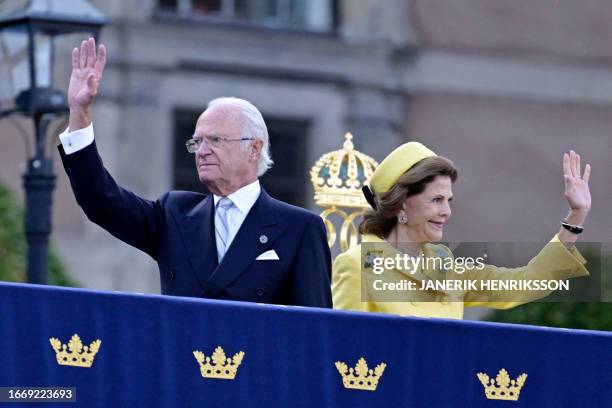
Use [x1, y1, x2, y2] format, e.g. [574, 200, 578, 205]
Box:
[335, 357, 386, 391]
[193, 346, 245, 380]
[310, 133, 378, 209]
[49, 334, 101, 368]
[477, 368, 528, 401]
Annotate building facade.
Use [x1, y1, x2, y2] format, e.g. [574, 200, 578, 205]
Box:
[0, 0, 610, 298]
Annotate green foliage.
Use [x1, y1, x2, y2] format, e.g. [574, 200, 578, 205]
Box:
[488, 244, 612, 331]
[488, 302, 612, 331]
[0, 183, 76, 286]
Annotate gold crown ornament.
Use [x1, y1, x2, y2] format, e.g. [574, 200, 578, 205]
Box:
[335, 357, 386, 391]
[310, 133, 378, 250]
[476, 368, 528, 401]
[310, 133, 378, 209]
[193, 346, 245, 380]
[49, 334, 101, 368]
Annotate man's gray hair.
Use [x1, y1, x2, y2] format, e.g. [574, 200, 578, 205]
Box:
[207, 97, 273, 177]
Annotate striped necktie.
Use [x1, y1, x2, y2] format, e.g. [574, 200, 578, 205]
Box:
[214, 197, 233, 261]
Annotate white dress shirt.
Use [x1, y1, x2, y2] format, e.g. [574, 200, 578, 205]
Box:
[59, 122, 261, 260]
[59, 123, 95, 155]
[213, 180, 261, 260]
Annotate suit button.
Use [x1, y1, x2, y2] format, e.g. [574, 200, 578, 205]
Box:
[169, 270, 176, 280]
[256, 288, 265, 297]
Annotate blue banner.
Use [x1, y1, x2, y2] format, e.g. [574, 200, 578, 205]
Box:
[0, 282, 610, 407]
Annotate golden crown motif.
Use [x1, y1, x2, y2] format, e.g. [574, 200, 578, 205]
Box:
[310, 133, 378, 209]
[335, 357, 386, 391]
[49, 334, 101, 368]
[477, 368, 528, 401]
[193, 346, 245, 380]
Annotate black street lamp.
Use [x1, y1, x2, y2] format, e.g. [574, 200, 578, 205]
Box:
[0, 1, 109, 284]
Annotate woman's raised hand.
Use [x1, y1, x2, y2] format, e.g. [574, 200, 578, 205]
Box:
[562, 150, 591, 214]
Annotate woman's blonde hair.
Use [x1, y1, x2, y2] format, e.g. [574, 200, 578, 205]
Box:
[359, 156, 458, 238]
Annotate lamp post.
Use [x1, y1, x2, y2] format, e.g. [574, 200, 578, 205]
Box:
[0, 1, 109, 284]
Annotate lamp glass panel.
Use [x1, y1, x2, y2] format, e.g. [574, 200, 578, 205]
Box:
[34, 32, 52, 88]
[25, 0, 107, 21]
[0, 25, 30, 111]
[0, 0, 29, 14]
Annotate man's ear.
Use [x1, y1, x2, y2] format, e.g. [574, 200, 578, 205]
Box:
[251, 139, 263, 160]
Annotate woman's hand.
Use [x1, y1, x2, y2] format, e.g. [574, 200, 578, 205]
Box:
[563, 150, 591, 213]
[559, 150, 591, 244]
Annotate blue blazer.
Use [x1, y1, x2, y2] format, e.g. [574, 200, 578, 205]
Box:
[59, 142, 332, 308]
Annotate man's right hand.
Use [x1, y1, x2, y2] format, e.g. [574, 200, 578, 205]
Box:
[68, 37, 106, 132]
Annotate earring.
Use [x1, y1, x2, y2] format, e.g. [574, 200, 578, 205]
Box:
[398, 211, 408, 225]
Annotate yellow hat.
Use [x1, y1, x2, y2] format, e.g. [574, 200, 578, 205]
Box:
[369, 142, 436, 194]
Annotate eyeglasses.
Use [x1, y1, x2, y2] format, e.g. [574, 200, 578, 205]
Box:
[185, 135, 255, 153]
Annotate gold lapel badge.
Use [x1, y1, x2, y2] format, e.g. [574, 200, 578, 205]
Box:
[193, 346, 245, 380]
[49, 334, 101, 368]
[335, 357, 386, 391]
[477, 368, 528, 401]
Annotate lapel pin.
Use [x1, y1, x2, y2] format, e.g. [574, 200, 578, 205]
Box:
[259, 235, 268, 244]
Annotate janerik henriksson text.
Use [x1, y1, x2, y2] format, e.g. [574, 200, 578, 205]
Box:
[371, 279, 571, 292]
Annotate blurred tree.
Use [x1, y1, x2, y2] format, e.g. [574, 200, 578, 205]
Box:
[487, 242, 612, 331]
[489, 246, 611, 331]
[489, 302, 612, 331]
[0, 183, 75, 286]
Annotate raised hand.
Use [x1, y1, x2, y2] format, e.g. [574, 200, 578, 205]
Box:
[563, 150, 591, 213]
[67, 37, 106, 131]
[557, 150, 591, 243]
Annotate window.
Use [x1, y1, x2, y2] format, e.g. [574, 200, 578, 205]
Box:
[158, 0, 178, 10]
[158, 0, 337, 32]
[173, 109, 309, 207]
[173, 109, 201, 192]
[259, 116, 309, 206]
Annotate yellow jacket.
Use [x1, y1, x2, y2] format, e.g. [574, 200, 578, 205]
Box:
[332, 234, 588, 319]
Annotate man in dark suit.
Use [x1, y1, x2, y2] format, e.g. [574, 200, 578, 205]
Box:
[59, 38, 332, 307]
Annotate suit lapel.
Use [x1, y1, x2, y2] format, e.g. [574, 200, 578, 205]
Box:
[202, 189, 286, 298]
[176, 194, 218, 290]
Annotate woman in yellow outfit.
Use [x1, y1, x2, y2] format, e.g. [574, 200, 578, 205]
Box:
[332, 142, 592, 319]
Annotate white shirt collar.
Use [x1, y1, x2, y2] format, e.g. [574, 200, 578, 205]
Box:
[213, 179, 261, 214]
